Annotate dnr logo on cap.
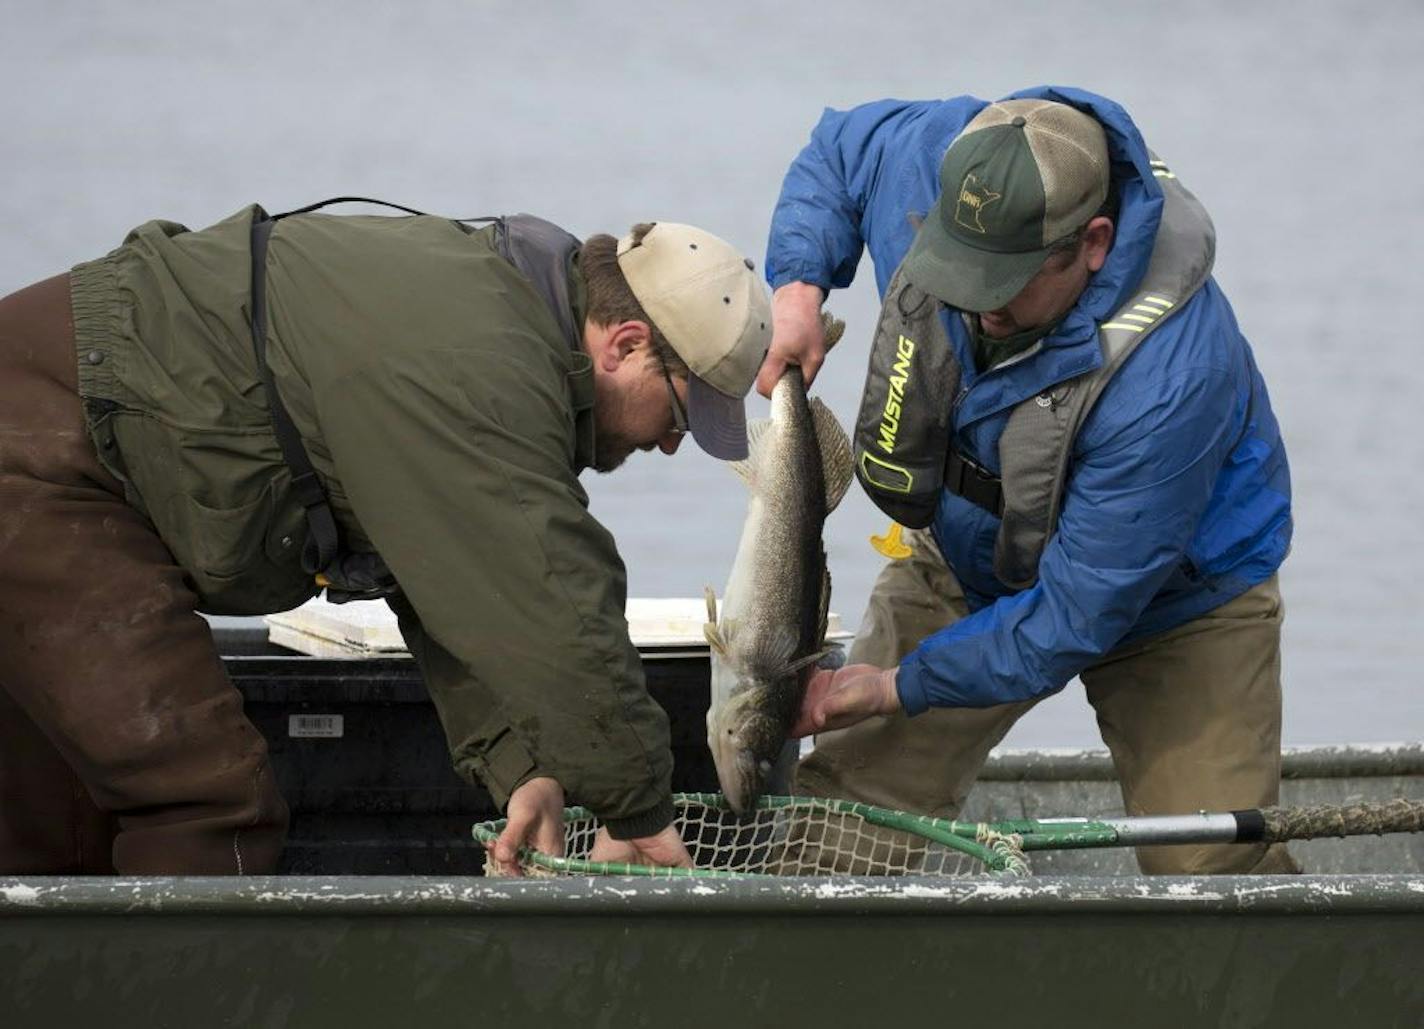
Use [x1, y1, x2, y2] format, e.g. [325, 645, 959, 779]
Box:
[954, 174, 1001, 234]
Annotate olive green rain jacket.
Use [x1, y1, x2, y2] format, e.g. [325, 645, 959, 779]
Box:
[68, 205, 674, 838]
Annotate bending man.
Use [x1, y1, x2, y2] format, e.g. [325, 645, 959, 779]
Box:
[0, 203, 770, 875]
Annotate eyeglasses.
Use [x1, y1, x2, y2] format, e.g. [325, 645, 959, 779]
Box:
[657, 357, 689, 436]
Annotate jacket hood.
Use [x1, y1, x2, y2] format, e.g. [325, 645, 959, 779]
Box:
[1003, 85, 1163, 328]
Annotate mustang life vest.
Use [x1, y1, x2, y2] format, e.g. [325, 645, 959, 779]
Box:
[852, 157, 1215, 588]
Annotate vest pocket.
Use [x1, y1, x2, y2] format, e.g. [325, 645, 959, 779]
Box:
[174, 488, 270, 581]
[106, 413, 314, 614]
[169, 484, 313, 615]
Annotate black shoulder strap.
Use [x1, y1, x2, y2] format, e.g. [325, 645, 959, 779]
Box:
[271, 195, 495, 223]
[249, 213, 342, 576]
[247, 199, 578, 593]
[249, 197, 498, 581]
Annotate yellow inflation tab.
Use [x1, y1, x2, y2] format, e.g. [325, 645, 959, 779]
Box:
[870, 521, 914, 560]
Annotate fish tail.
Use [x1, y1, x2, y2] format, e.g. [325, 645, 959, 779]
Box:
[821, 310, 846, 352]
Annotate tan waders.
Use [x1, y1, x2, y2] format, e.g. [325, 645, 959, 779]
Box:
[0, 275, 287, 874]
[796, 527, 1300, 875]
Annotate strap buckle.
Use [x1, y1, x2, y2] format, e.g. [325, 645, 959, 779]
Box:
[944, 446, 1005, 517]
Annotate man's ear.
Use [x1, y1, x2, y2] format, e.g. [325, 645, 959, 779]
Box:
[600, 320, 653, 372]
[1083, 217, 1115, 274]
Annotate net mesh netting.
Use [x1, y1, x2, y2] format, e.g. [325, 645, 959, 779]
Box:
[474, 794, 1029, 878]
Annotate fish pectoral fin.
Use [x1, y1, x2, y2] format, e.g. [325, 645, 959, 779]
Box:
[747, 624, 800, 674]
[775, 648, 835, 680]
[705, 616, 742, 660]
[704, 587, 734, 657]
[703, 623, 728, 658]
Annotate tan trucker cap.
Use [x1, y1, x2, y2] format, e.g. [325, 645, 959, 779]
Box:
[617, 223, 772, 461]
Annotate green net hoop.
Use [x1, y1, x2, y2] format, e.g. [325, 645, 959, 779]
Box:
[472, 793, 1030, 878]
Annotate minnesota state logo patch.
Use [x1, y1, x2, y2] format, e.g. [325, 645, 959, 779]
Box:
[954, 173, 1001, 234]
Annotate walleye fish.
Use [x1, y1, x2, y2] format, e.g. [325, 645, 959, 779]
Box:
[704, 316, 853, 813]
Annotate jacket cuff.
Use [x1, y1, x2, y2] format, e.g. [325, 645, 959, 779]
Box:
[768, 268, 833, 292]
[896, 655, 932, 717]
[468, 730, 540, 810]
[600, 795, 676, 841]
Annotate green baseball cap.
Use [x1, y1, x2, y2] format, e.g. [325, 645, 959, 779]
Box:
[904, 98, 1110, 312]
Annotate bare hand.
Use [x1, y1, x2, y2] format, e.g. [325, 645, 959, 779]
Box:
[756, 281, 827, 397]
[589, 823, 694, 869]
[489, 776, 565, 876]
[790, 664, 901, 738]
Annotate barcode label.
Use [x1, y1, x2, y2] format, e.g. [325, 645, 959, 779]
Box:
[289, 714, 344, 739]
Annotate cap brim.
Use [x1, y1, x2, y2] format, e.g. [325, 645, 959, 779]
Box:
[903, 199, 1050, 312]
[687, 374, 748, 461]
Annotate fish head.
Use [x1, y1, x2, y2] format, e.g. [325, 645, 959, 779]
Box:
[708, 679, 797, 814]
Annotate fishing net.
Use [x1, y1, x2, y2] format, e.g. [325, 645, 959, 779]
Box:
[472, 793, 1029, 878]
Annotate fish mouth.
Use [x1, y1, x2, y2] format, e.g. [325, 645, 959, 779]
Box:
[717, 747, 770, 816]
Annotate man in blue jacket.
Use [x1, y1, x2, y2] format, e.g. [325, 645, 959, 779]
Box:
[769, 87, 1297, 874]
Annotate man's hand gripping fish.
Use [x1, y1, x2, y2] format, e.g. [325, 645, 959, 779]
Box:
[704, 313, 853, 813]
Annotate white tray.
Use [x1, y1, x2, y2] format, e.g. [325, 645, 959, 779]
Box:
[265, 596, 851, 659]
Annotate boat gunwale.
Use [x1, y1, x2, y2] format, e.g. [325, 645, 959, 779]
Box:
[3, 873, 1423, 917]
[978, 743, 1424, 781]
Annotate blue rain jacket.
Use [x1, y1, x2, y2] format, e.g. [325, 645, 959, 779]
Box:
[766, 86, 1291, 712]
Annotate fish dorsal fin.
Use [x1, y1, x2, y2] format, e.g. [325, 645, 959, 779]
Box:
[810, 397, 853, 513]
[727, 417, 775, 486]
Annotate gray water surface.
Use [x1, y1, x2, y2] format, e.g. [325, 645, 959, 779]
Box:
[4, 0, 1421, 746]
